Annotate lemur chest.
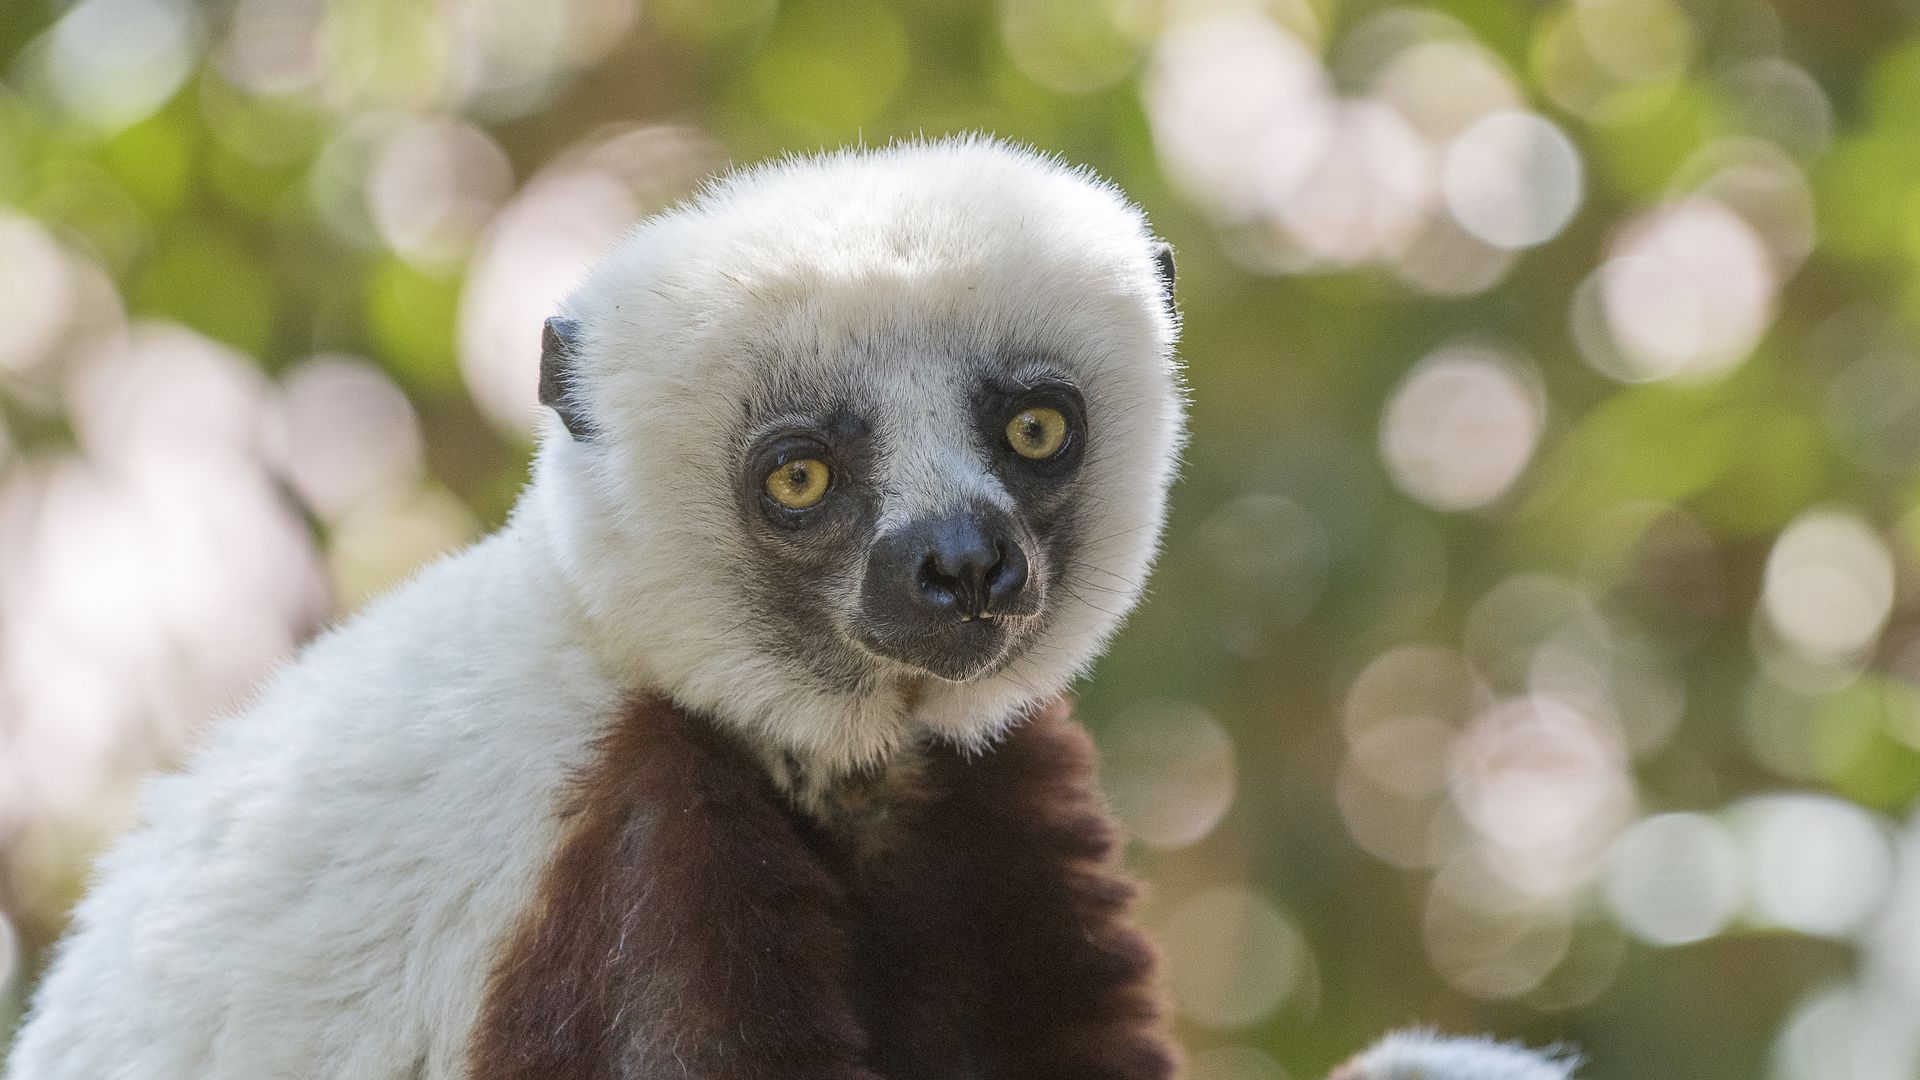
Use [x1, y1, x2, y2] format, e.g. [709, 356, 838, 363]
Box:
[469, 697, 1164, 1080]
[779, 746, 1009, 1077]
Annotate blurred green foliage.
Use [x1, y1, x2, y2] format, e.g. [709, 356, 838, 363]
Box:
[6, 0, 1920, 1077]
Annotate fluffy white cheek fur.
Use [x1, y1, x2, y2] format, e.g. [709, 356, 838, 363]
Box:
[532, 425, 891, 769]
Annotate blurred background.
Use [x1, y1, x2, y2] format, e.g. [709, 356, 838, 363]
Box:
[0, 0, 1916, 1075]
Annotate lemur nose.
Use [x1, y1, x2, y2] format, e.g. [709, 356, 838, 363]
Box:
[903, 512, 1029, 618]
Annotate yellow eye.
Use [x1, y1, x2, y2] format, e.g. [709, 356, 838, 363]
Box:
[765, 458, 831, 509]
[1006, 407, 1069, 460]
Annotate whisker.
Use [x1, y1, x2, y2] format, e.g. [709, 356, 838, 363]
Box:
[1072, 562, 1132, 584]
[1078, 521, 1157, 547]
[1056, 582, 1125, 620]
[1061, 573, 1128, 597]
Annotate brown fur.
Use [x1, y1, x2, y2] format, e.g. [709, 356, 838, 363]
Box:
[468, 699, 880, 1080]
[470, 696, 1176, 1080]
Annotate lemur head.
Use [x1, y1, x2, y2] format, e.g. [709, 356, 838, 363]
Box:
[527, 138, 1184, 776]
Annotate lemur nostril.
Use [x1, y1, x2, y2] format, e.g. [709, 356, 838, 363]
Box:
[917, 575, 958, 613]
[879, 508, 1030, 622]
[985, 541, 1030, 609]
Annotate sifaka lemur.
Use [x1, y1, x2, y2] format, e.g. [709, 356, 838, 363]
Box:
[6, 138, 1577, 1080]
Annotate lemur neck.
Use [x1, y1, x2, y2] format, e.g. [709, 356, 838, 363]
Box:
[758, 673, 941, 823]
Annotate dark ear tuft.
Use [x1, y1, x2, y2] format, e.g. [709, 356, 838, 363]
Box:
[1151, 241, 1175, 290]
[539, 317, 595, 440]
[1151, 241, 1176, 316]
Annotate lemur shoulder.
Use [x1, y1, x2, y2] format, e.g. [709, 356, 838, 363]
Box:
[6, 138, 1575, 1080]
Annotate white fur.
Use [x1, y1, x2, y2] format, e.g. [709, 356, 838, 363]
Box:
[6, 138, 1184, 1078]
[1340, 1031, 1581, 1080]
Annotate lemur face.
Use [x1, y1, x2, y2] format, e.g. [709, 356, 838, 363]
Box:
[537, 139, 1184, 769]
[734, 349, 1091, 685]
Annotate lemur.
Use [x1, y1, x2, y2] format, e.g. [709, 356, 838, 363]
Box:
[6, 138, 1577, 1080]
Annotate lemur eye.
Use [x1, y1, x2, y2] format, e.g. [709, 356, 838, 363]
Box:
[1006, 407, 1069, 460]
[765, 458, 831, 509]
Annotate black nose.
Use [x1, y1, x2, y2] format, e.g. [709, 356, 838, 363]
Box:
[857, 507, 1038, 680]
[890, 511, 1029, 619]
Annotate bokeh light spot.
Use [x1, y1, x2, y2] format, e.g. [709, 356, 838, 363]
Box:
[1574, 0, 1695, 84]
[1423, 854, 1572, 999]
[1734, 795, 1891, 939]
[1603, 813, 1744, 945]
[1582, 199, 1776, 383]
[1369, 38, 1522, 143]
[1772, 983, 1916, 1080]
[1720, 58, 1832, 160]
[1380, 343, 1543, 512]
[459, 170, 638, 436]
[1162, 887, 1314, 1030]
[1450, 696, 1632, 883]
[281, 355, 425, 522]
[1100, 700, 1237, 850]
[999, 0, 1151, 95]
[42, 0, 198, 131]
[216, 0, 325, 95]
[1442, 111, 1583, 250]
[1763, 509, 1895, 663]
[367, 118, 514, 269]
[0, 215, 78, 376]
[1144, 12, 1333, 224]
[1337, 760, 1453, 870]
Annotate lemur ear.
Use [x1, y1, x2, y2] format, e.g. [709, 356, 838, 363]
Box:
[1151, 241, 1176, 317]
[539, 316, 596, 440]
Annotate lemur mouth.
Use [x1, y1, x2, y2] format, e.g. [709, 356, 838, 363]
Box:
[956, 610, 1039, 624]
[853, 614, 1026, 683]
